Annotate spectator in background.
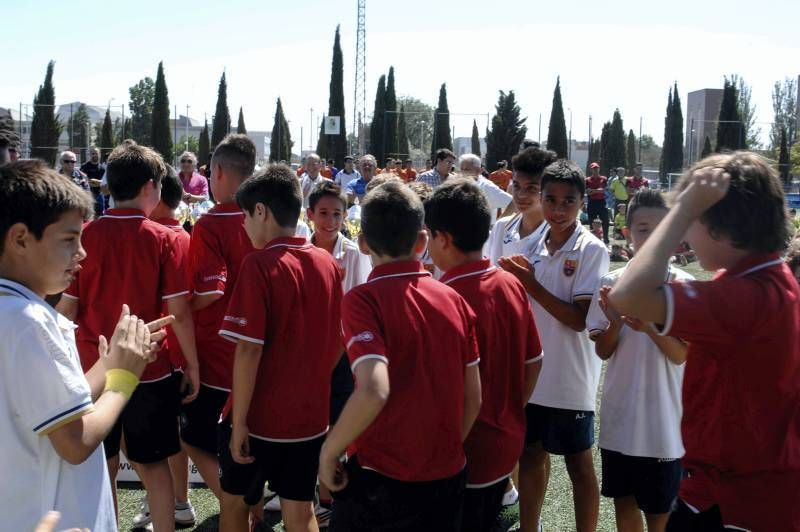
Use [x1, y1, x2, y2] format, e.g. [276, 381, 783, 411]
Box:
[345, 154, 377, 205]
[177, 151, 209, 204]
[459, 153, 513, 226]
[327, 158, 339, 178]
[416, 149, 455, 188]
[58, 151, 89, 192]
[609, 167, 629, 210]
[626, 162, 649, 197]
[334, 155, 361, 191]
[489, 160, 513, 191]
[423, 159, 433, 172]
[586, 162, 610, 244]
[300, 152, 332, 208]
[80, 147, 106, 217]
[402, 159, 417, 182]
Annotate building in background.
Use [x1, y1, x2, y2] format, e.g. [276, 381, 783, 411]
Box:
[684, 88, 724, 166]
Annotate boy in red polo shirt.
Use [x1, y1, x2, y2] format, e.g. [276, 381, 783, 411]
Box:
[218, 164, 343, 532]
[319, 181, 483, 532]
[609, 152, 800, 531]
[182, 134, 257, 500]
[424, 178, 543, 532]
[586, 162, 609, 244]
[56, 144, 199, 532]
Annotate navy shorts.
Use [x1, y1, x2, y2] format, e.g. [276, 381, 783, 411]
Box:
[218, 422, 323, 505]
[180, 384, 229, 455]
[330, 353, 354, 425]
[331, 456, 466, 532]
[105, 373, 182, 464]
[601, 448, 682, 514]
[524, 403, 594, 455]
[461, 478, 507, 532]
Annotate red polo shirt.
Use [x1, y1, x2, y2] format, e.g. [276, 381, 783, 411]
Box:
[64, 208, 189, 382]
[219, 237, 343, 441]
[441, 260, 542, 486]
[660, 253, 800, 528]
[342, 260, 479, 482]
[626, 176, 648, 194]
[188, 202, 255, 390]
[153, 217, 191, 370]
[586, 174, 607, 201]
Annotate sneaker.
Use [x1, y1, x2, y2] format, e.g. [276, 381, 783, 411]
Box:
[502, 485, 519, 507]
[174, 501, 196, 526]
[315, 502, 332, 529]
[264, 496, 281, 512]
[132, 498, 151, 528]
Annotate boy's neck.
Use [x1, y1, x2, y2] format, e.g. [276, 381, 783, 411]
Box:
[311, 232, 338, 254]
[149, 204, 177, 221]
[547, 221, 577, 251]
[0, 264, 46, 299]
[440, 250, 484, 273]
[370, 252, 417, 267]
[113, 199, 147, 212]
[520, 212, 544, 234]
[268, 227, 298, 242]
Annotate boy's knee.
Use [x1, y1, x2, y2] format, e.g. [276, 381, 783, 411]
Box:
[564, 451, 595, 479]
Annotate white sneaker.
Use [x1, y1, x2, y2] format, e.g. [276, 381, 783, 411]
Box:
[264, 496, 281, 512]
[174, 501, 196, 526]
[132, 498, 151, 528]
[502, 485, 519, 507]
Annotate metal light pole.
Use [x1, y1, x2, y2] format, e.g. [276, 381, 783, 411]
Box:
[185, 105, 190, 152]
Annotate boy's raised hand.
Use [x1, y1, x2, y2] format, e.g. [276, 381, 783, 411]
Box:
[598, 286, 622, 322]
[99, 305, 151, 378]
[498, 254, 536, 290]
[678, 166, 731, 217]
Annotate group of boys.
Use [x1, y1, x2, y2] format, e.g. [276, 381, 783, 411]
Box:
[1, 129, 799, 532]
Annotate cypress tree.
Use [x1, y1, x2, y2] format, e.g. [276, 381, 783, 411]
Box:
[150, 61, 172, 161]
[316, 118, 327, 159]
[485, 90, 527, 170]
[431, 83, 453, 160]
[398, 104, 410, 159]
[237, 107, 247, 134]
[659, 86, 673, 178]
[322, 25, 347, 168]
[599, 121, 611, 172]
[546, 77, 568, 158]
[588, 139, 601, 174]
[668, 82, 684, 173]
[211, 72, 231, 149]
[626, 129, 637, 173]
[778, 127, 790, 183]
[701, 136, 712, 158]
[270, 98, 293, 162]
[716, 78, 744, 152]
[604, 109, 626, 173]
[471, 119, 481, 157]
[198, 120, 210, 166]
[100, 109, 113, 162]
[384, 67, 398, 158]
[29, 60, 62, 166]
[369, 75, 386, 162]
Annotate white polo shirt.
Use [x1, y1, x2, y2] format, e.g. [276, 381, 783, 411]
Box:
[486, 214, 549, 265]
[334, 168, 362, 192]
[476, 176, 512, 225]
[295, 219, 311, 240]
[0, 279, 115, 531]
[324, 232, 372, 293]
[300, 174, 333, 209]
[587, 265, 692, 459]
[527, 223, 610, 411]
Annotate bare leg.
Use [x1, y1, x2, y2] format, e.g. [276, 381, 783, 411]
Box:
[169, 448, 190, 504]
[106, 455, 120, 522]
[135, 460, 176, 532]
[220, 492, 250, 532]
[644, 511, 670, 532]
[518, 443, 549, 531]
[614, 496, 644, 532]
[183, 442, 222, 500]
[564, 449, 599, 532]
[281, 498, 320, 532]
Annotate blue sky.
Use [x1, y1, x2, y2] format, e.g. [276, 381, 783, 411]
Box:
[3, 0, 798, 147]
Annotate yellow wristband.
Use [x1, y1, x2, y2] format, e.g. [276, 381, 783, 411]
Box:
[104, 369, 140, 400]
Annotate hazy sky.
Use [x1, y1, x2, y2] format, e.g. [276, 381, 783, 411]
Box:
[3, 0, 798, 148]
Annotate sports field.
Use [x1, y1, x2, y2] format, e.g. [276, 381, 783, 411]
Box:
[118, 261, 712, 531]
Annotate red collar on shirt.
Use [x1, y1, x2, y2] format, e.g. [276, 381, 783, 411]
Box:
[263, 236, 310, 250]
[207, 202, 241, 215]
[104, 208, 146, 218]
[439, 258, 494, 284]
[367, 260, 430, 282]
[713, 252, 783, 280]
[152, 217, 182, 228]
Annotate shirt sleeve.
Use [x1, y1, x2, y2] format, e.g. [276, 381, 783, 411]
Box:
[462, 301, 481, 367]
[9, 321, 93, 435]
[199, 176, 209, 198]
[218, 254, 269, 345]
[521, 290, 543, 363]
[586, 275, 614, 337]
[343, 246, 372, 293]
[482, 181, 513, 210]
[342, 289, 388, 371]
[189, 221, 228, 296]
[160, 231, 190, 300]
[572, 239, 610, 302]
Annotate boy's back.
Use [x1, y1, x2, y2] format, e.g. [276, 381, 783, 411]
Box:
[220, 237, 343, 439]
[441, 260, 542, 486]
[189, 203, 255, 390]
[65, 208, 187, 381]
[341, 260, 479, 481]
[154, 216, 191, 369]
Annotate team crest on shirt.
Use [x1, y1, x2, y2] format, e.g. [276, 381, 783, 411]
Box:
[563, 259, 577, 277]
[223, 315, 247, 327]
[346, 331, 374, 349]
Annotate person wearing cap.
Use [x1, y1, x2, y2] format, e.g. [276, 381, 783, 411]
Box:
[586, 162, 610, 244]
[626, 162, 649, 197]
[334, 155, 362, 191]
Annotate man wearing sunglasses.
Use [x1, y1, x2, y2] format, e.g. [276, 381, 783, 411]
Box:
[177, 151, 209, 204]
[58, 151, 90, 192]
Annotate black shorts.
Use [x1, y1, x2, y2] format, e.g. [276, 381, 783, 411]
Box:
[330, 456, 466, 532]
[330, 353, 354, 425]
[601, 448, 682, 514]
[525, 403, 594, 455]
[461, 478, 507, 532]
[180, 384, 229, 454]
[666, 499, 727, 531]
[105, 373, 181, 464]
[218, 422, 323, 505]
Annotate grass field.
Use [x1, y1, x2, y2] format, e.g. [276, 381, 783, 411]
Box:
[118, 261, 712, 532]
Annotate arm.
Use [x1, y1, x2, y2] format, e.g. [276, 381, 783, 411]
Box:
[167, 296, 200, 402]
[55, 296, 78, 322]
[462, 364, 482, 441]
[623, 317, 688, 365]
[190, 292, 223, 312]
[609, 167, 730, 323]
[228, 340, 262, 464]
[319, 359, 390, 490]
[592, 320, 623, 360]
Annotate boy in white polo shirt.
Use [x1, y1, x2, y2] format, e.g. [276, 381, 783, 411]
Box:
[587, 188, 690, 532]
[0, 160, 169, 531]
[499, 159, 609, 532]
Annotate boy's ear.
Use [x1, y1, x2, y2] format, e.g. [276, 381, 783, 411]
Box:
[357, 232, 371, 255]
[4, 223, 31, 254]
[413, 229, 430, 256]
[306, 207, 314, 221]
[256, 202, 269, 222]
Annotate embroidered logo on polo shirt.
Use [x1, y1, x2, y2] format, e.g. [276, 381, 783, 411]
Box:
[223, 315, 247, 327]
[204, 274, 227, 282]
[347, 331, 374, 349]
[563, 259, 578, 277]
